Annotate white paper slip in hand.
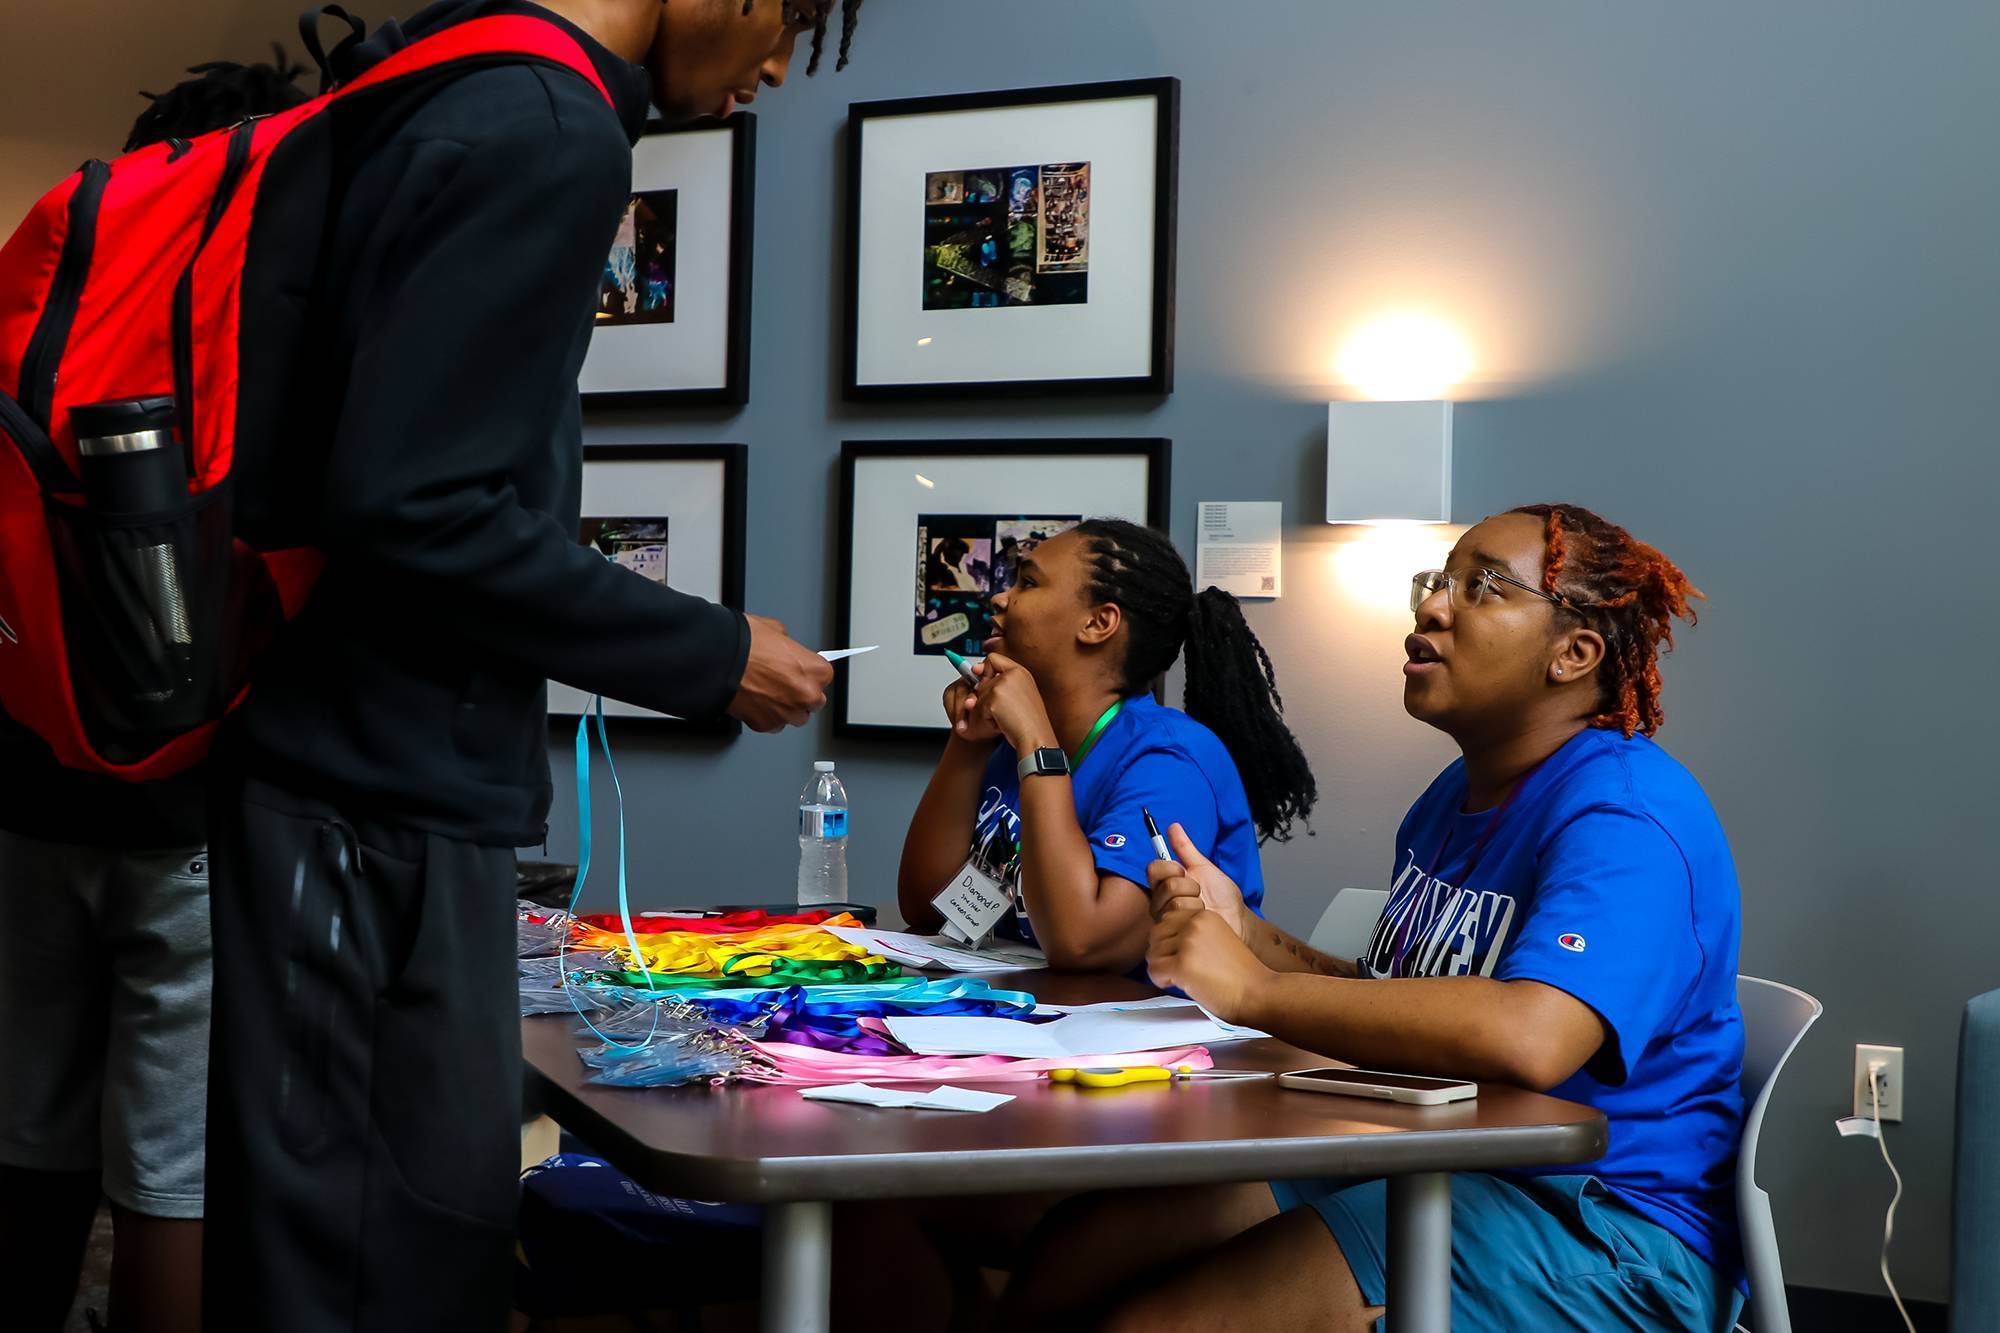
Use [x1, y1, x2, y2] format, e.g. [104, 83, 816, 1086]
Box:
[818, 646, 880, 662]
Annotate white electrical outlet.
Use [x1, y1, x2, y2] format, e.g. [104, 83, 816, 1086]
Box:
[1854, 1044, 1904, 1122]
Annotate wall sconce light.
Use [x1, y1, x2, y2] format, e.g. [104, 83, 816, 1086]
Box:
[1324, 312, 1467, 525]
[1325, 399, 1452, 524]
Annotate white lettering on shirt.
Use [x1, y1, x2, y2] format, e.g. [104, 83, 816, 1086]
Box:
[1363, 847, 1518, 979]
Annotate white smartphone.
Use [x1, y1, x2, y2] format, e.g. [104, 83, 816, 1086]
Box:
[1278, 1067, 1479, 1105]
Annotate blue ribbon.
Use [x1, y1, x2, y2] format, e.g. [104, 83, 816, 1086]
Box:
[563, 696, 662, 1050]
[656, 978, 1039, 1026]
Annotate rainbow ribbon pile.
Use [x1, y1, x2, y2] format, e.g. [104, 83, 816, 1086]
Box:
[526, 906, 1071, 1085]
[568, 911, 905, 990]
[525, 907, 1010, 1061]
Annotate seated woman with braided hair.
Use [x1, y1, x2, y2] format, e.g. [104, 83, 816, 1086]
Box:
[1002, 504, 1748, 1333]
[897, 519, 1316, 972]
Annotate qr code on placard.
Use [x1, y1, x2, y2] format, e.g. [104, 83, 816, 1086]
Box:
[1261, 576, 1276, 591]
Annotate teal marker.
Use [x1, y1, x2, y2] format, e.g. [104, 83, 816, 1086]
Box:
[943, 648, 980, 688]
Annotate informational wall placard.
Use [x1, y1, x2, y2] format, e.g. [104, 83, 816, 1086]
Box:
[1196, 501, 1283, 599]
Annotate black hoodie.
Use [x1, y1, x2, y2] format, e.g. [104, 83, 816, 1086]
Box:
[224, 1, 749, 846]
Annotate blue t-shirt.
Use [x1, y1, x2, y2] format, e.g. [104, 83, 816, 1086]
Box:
[1363, 728, 1744, 1274]
[970, 693, 1266, 949]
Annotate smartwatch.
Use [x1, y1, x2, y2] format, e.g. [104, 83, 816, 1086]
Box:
[1016, 747, 1071, 781]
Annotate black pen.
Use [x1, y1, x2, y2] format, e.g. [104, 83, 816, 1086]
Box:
[1143, 807, 1174, 863]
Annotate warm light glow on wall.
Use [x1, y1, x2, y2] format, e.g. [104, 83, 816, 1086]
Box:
[1336, 312, 1473, 401]
[1331, 524, 1462, 615]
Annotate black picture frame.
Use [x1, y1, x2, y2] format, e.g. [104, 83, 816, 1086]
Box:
[834, 438, 1172, 739]
[581, 115, 755, 409]
[844, 78, 1180, 401]
[549, 444, 748, 736]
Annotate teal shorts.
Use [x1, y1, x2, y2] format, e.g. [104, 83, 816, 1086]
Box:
[1269, 1172, 1744, 1332]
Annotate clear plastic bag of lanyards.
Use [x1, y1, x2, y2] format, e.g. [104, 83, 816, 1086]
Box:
[578, 1030, 750, 1088]
[518, 953, 620, 985]
[584, 996, 768, 1044]
[518, 900, 576, 958]
[521, 984, 620, 1017]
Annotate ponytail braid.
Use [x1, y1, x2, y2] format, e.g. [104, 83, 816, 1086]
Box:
[1183, 587, 1319, 843]
[1510, 504, 1702, 737]
[1073, 520, 1318, 843]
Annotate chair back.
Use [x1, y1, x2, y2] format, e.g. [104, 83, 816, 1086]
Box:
[1735, 975, 1822, 1333]
[1308, 887, 1389, 961]
[1950, 989, 2000, 1330]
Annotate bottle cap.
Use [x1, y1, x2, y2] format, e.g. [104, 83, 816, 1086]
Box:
[69, 395, 176, 442]
[814, 761, 836, 772]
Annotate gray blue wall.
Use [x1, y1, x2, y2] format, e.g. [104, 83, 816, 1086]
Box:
[554, 0, 2000, 1302]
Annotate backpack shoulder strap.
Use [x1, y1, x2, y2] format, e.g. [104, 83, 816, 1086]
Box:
[324, 12, 615, 110]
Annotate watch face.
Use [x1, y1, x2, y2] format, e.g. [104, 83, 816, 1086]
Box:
[1020, 748, 1068, 778]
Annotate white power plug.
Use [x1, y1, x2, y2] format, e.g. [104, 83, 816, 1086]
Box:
[1854, 1044, 1904, 1121]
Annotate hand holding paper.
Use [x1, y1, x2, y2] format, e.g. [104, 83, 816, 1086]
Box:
[729, 614, 833, 733]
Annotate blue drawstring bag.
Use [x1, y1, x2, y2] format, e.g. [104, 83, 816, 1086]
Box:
[515, 1151, 762, 1317]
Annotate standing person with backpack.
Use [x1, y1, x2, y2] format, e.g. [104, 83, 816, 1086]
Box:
[0, 54, 310, 1333]
[197, 3, 859, 1330]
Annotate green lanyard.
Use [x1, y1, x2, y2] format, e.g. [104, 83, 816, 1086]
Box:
[995, 701, 1125, 865]
[1069, 700, 1125, 771]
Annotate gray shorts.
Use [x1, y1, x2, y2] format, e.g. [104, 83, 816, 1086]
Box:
[0, 829, 211, 1219]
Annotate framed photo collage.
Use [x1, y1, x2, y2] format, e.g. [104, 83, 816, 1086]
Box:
[568, 80, 1181, 739]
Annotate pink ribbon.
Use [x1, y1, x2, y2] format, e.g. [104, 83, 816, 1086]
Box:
[740, 1042, 1217, 1086]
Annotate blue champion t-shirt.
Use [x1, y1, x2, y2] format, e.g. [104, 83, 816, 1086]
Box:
[970, 693, 1266, 948]
[1362, 728, 1745, 1274]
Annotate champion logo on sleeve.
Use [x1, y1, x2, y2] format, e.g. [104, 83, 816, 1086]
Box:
[1102, 833, 1126, 849]
[1558, 933, 1587, 953]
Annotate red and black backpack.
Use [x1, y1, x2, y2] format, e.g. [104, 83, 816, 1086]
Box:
[0, 8, 614, 781]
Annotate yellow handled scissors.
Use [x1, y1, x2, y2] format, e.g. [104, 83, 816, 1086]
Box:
[1048, 1065, 1273, 1088]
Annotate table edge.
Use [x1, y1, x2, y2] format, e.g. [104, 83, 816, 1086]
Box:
[527, 1067, 1609, 1203]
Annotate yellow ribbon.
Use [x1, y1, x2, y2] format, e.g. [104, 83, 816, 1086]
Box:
[570, 912, 892, 980]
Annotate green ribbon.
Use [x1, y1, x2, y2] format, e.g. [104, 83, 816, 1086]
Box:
[607, 958, 907, 990]
[1070, 699, 1125, 770]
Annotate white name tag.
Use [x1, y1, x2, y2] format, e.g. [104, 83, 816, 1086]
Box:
[931, 862, 1012, 948]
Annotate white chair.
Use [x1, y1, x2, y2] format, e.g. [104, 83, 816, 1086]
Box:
[1734, 976, 1822, 1333]
[1308, 886, 1389, 960]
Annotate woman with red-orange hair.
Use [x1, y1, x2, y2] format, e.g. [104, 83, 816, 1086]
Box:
[1003, 504, 1746, 1333]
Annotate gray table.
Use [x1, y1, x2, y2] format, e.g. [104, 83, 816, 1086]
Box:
[522, 969, 1605, 1331]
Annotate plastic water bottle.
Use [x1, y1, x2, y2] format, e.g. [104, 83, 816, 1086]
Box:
[797, 761, 849, 906]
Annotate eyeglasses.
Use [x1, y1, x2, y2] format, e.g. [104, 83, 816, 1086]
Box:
[1410, 568, 1572, 614]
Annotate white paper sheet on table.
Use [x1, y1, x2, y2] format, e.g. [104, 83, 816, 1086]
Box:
[799, 1082, 1014, 1112]
[885, 1001, 1268, 1059]
[822, 925, 1047, 973]
[1028, 996, 1268, 1039]
[1030, 996, 1199, 1016]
